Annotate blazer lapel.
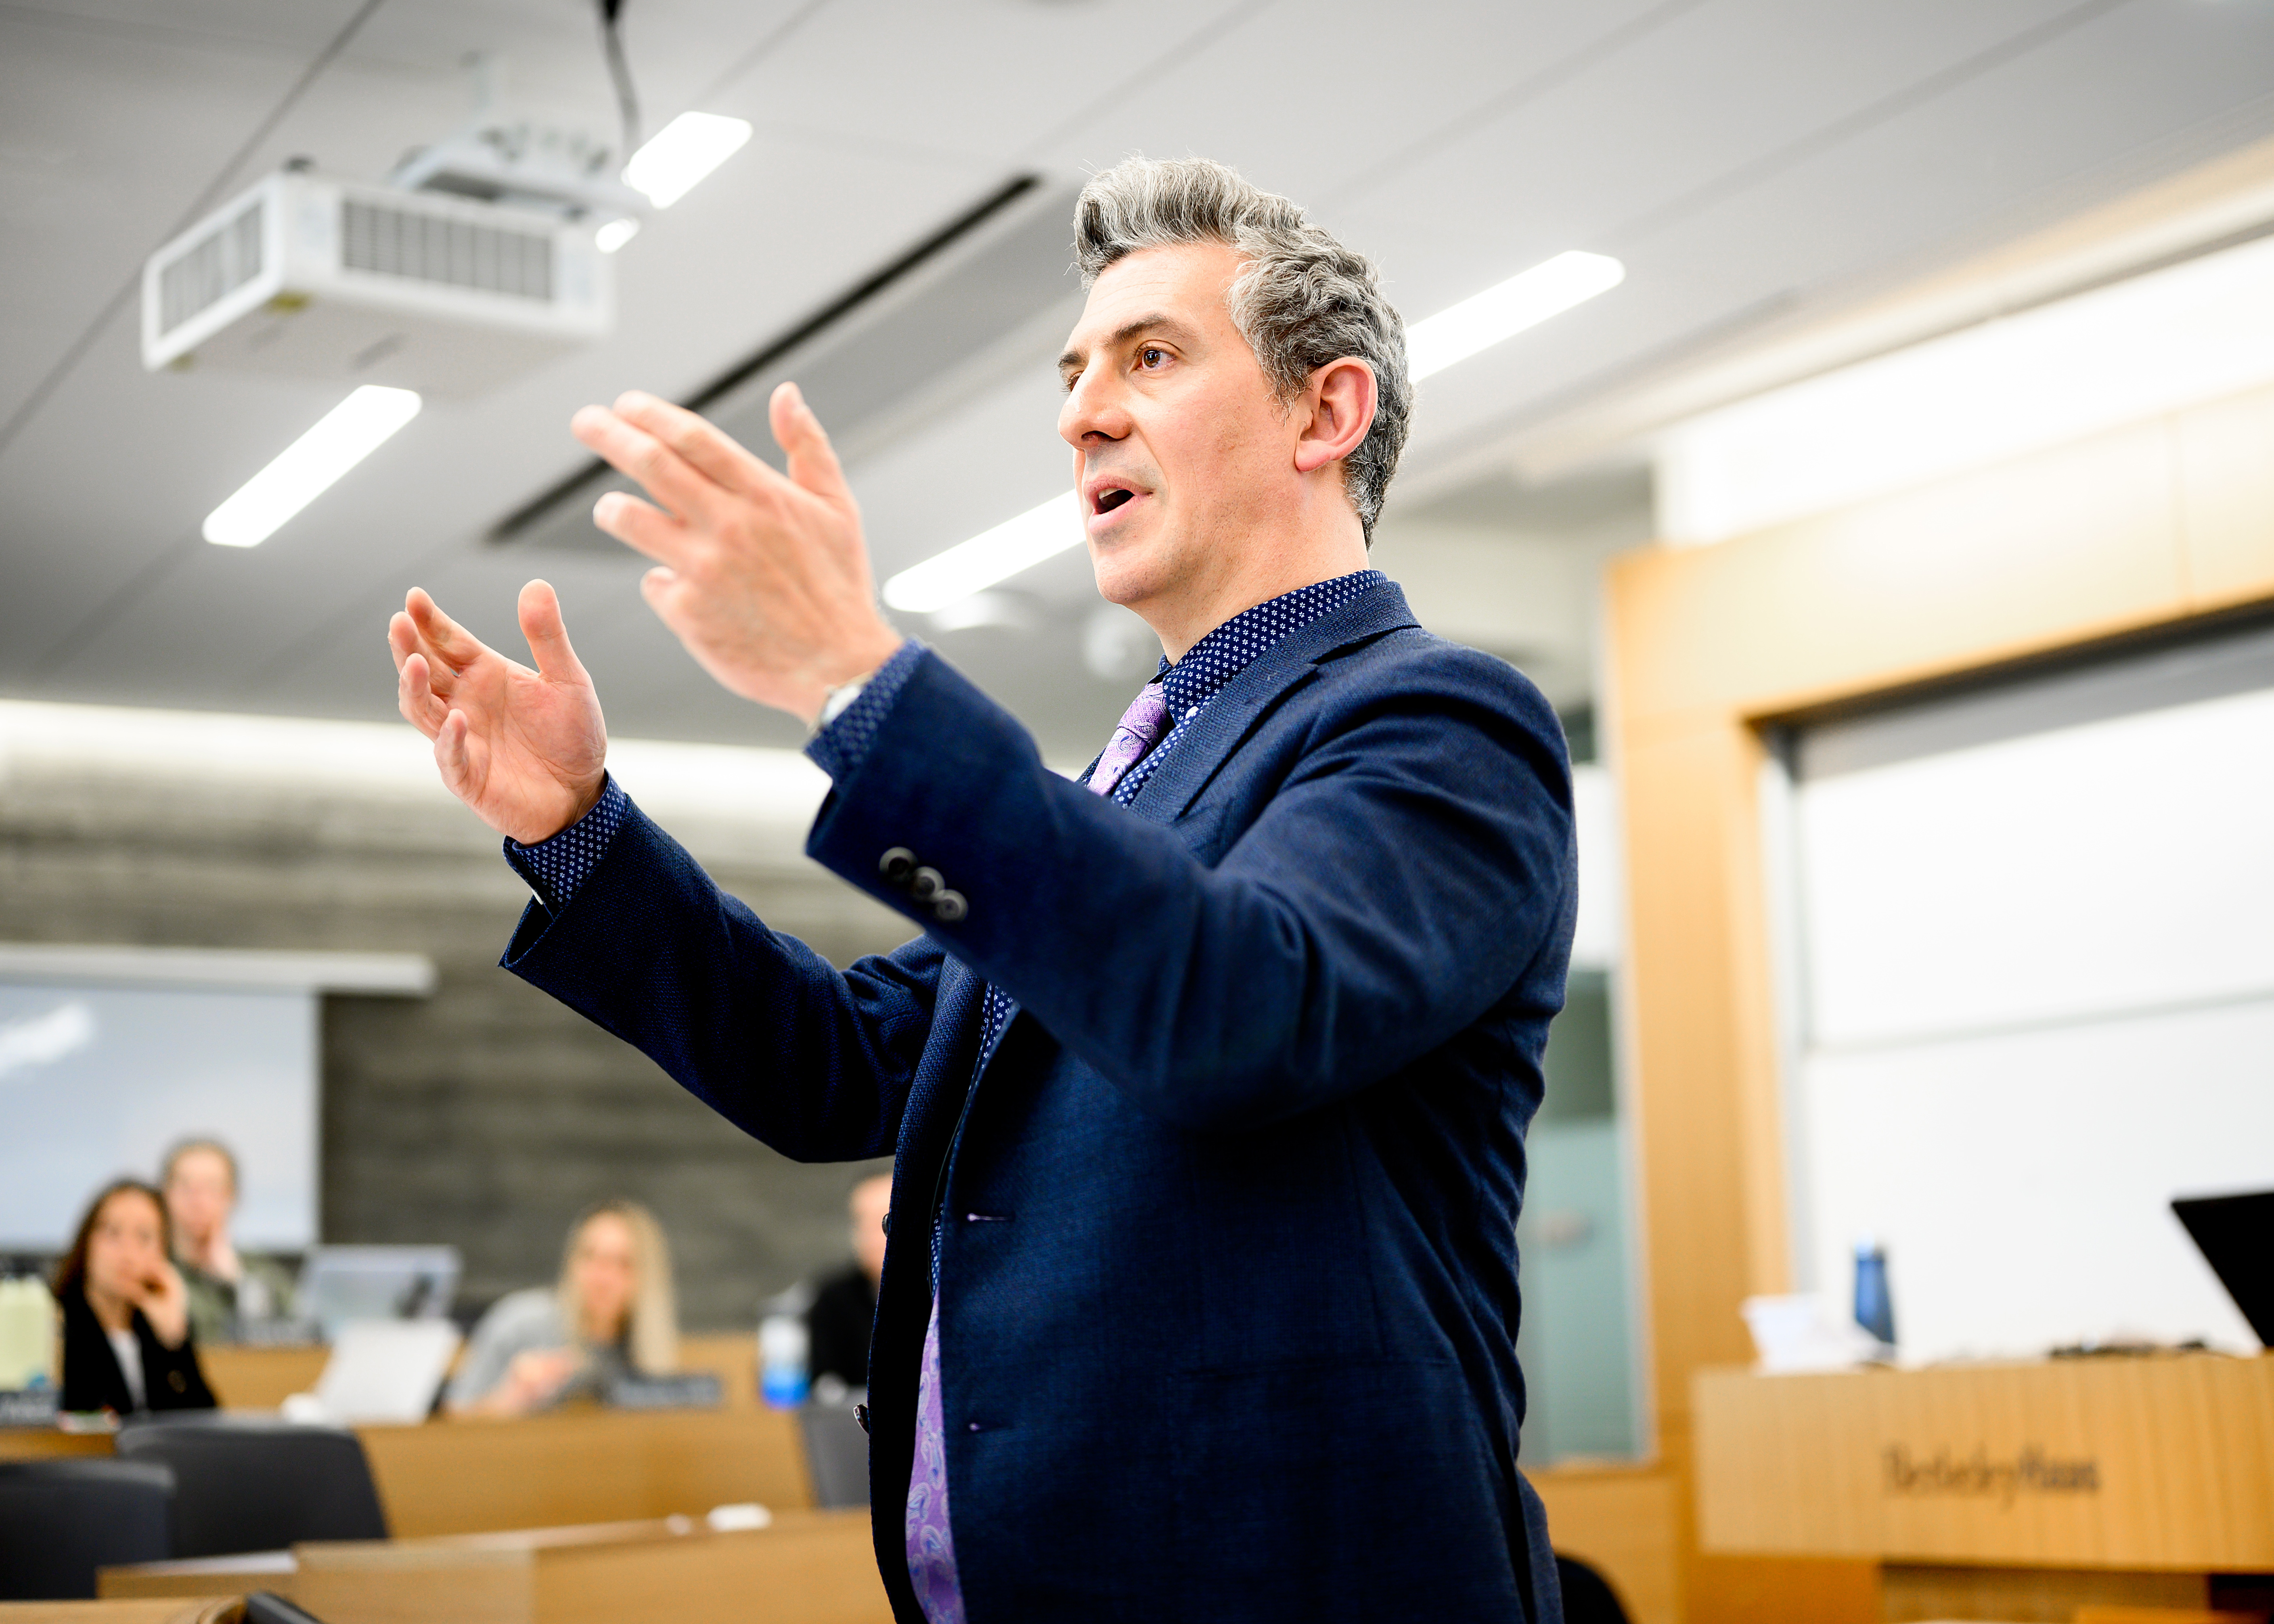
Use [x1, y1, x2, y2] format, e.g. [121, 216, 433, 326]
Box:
[1127, 580, 1421, 825]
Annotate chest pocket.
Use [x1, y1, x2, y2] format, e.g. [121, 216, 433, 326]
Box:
[1168, 799, 1235, 863]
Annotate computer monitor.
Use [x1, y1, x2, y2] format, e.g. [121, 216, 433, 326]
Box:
[296, 1245, 460, 1341]
[2171, 1189, 2274, 1348]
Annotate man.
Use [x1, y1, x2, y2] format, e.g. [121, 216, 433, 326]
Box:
[389, 157, 1573, 1622]
[807, 1171, 892, 1391]
[160, 1138, 295, 1345]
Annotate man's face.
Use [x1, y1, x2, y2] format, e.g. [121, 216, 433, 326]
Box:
[165, 1149, 234, 1248]
[850, 1174, 891, 1286]
[1057, 241, 1296, 619]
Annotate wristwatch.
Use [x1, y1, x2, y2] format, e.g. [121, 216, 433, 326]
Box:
[815, 670, 873, 731]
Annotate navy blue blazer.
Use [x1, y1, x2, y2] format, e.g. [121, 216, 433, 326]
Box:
[503, 581, 1575, 1623]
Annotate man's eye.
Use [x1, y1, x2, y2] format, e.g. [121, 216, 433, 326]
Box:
[1139, 347, 1167, 368]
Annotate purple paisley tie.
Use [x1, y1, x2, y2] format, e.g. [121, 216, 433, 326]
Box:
[905, 1302, 964, 1622]
[1087, 682, 1171, 797]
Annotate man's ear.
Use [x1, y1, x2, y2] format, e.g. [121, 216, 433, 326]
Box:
[1292, 357, 1378, 476]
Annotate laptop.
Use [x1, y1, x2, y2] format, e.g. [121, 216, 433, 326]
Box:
[296, 1245, 461, 1341]
[2172, 1189, 2274, 1348]
[308, 1319, 463, 1424]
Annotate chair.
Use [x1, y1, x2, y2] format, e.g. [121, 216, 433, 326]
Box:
[796, 1397, 871, 1509]
[1556, 1553, 1633, 1624]
[115, 1415, 388, 1557]
[0, 1458, 175, 1599]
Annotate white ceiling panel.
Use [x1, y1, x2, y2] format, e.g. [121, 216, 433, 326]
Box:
[6, 0, 2274, 762]
[719, 0, 1255, 167]
[1042, 0, 1682, 211]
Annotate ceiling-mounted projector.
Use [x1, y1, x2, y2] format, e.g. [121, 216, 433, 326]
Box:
[141, 168, 614, 398]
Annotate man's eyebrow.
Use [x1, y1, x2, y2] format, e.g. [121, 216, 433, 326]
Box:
[1057, 313, 1195, 375]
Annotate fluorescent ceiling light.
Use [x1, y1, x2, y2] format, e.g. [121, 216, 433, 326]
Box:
[594, 216, 641, 253]
[202, 385, 421, 548]
[1406, 251, 1626, 381]
[623, 113, 752, 208]
[882, 493, 1083, 614]
[1655, 227, 2274, 546]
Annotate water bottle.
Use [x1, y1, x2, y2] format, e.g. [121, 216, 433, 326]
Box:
[758, 1314, 809, 1408]
[0, 1275, 59, 1390]
[1853, 1237, 1896, 1348]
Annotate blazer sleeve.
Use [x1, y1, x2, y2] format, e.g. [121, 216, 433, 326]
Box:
[807, 647, 1575, 1132]
[58, 1288, 128, 1415]
[138, 1315, 216, 1412]
[501, 802, 945, 1163]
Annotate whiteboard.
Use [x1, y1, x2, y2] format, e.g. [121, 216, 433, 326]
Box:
[1784, 626, 2274, 1359]
[0, 982, 317, 1251]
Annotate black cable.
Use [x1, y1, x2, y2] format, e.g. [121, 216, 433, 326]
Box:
[598, 0, 641, 162]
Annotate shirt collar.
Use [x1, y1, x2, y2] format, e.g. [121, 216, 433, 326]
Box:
[1153, 569, 1387, 722]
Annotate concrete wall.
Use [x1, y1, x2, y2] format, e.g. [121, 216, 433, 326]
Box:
[0, 709, 914, 1330]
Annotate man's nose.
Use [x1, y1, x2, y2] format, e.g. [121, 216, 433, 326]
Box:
[1059, 363, 1127, 447]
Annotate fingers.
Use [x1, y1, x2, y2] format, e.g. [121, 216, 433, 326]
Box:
[570, 400, 732, 544]
[398, 651, 447, 740]
[611, 389, 787, 504]
[404, 588, 493, 672]
[592, 488, 693, 564]
[433, 708, 477, 800]
[770, 382, 852, 506]
[516, 580, 591, 686]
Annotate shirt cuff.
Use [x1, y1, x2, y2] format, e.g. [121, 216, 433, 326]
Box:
[503, 774, 629, 911]
[804, 640, 926, 783]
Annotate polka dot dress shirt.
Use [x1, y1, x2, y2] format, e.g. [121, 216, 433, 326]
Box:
[1083, 568, 1387, 806]
[804, 638, 929, 785]
[502, 776, 628, 911]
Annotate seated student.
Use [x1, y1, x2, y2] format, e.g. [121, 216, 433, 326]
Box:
[55, 1179, 217, 1416]
[161, 1137, 297, 1344]
[805, 1172, 890, 1392]
[446, 1200, 678, 1416]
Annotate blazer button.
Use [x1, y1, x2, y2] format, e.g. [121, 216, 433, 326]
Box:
[909, 866, 944, 903]
[878, 848, 917, 887]
[931, 890, 968, 924]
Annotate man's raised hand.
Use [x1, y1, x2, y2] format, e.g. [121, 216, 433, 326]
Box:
[570, 383, 902, 725]
[389, 580, 609, 845]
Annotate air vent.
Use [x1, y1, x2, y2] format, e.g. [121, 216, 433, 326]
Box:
[341, 199, 552, 301]
[158, 198, 264, 337]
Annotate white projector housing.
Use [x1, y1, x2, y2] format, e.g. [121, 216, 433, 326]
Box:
[142, 171, 611, 398]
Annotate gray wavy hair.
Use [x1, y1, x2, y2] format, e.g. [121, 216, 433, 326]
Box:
[1072, 157, 1411, 540]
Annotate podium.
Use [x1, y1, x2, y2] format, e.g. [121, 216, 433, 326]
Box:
[1693, 1354, 2274, 1620]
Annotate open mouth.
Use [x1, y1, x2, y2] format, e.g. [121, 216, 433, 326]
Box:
[1095, 488, 1134, 515]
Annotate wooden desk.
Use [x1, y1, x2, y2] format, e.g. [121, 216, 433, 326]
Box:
[0, 1427, 114, 1461]
[102, 1512, 888, 1624]
[198, 1345, 329, 1410]
[0, 1603, 239, 1624]
[197, 1331, 757, 1414]
[1694, 1355, 2274, 1621]
[4, 1401, 814, 1536]
[359, 1407, 812, 1536]
[1531, 1462, 1682, 1624]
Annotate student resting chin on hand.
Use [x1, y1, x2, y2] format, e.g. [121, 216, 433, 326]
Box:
[55, 1179, 217, 1417]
